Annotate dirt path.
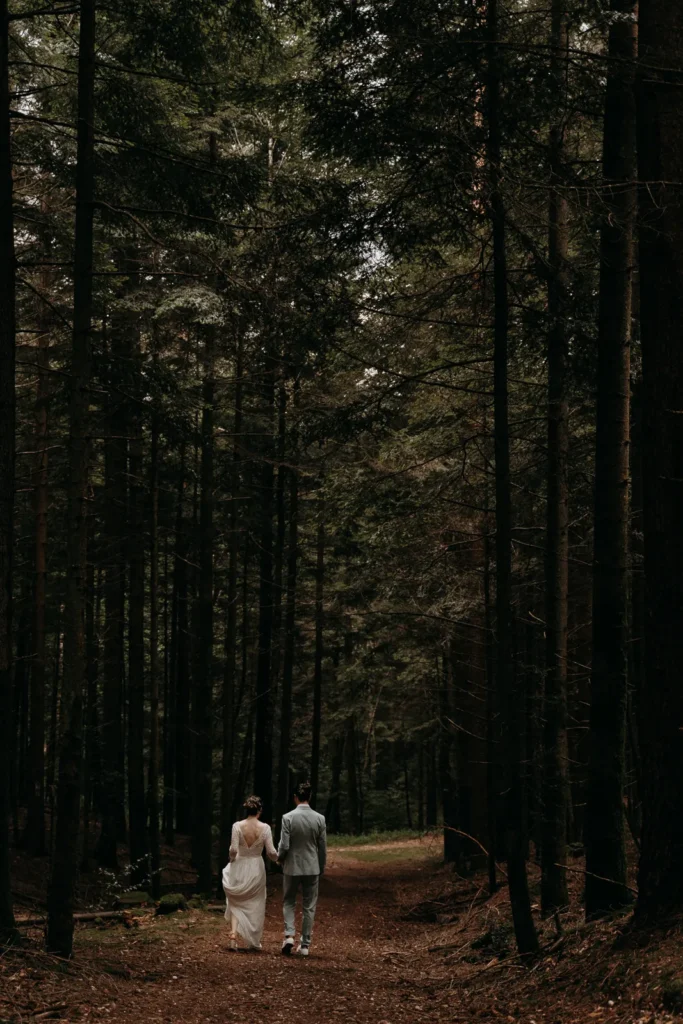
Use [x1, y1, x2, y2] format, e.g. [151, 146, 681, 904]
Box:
[4, 844, 677, 1023]
[103, 848, 441, 1024]
[1, 844, 445, 1024]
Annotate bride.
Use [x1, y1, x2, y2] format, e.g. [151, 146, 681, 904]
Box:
[222, 795, 279, 951]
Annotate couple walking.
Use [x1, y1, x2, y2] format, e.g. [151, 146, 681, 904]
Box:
[222, 782, 327, 958]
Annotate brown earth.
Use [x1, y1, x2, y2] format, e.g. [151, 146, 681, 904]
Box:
[2, 840, 682, 1024]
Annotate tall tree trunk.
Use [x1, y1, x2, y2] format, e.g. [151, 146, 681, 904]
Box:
[188, 428, 200, 864]
[439, 656, 458, 864]
[346, 716, 360, 835]
[310, 513, 325, 808]
[97, 349, 127, 868]
[235, 701, 255, 815]
[128, 375, 148, 887]
[81, 556, 100, 869]
[486, 0, 538, 955]
[165, 452, 182, 842]
[426, 742, 438, 829]
[526, 620, 543, 862]
[0, 0, 17, 941]
[483, 511, 498, 893]
[231, 533, 252, 823]
[271, 377, 287, 700]
[417, 743, 425, 831]
[219, 337, 243, 886]
[13, 598, 30, 831]
[47, 616, 62, 857]
[163, 528, 174, 843]
[253, 365, 275, 820]
[174, 449, 192, 835]
[47, 0, 96, 956]
[542, 0, 571, 917]
[12, 603, 30, 837]
[627, 384, 643, 840]
[276, 384, 299, 829]
[148, 395, 161, 900]
[635, 0, 683, 924]
[194, 330, 215, 894]
[25, 255, 51, 857]
[326, 734, 344, 832]
[585, 0, 637, 920]
[403, 754, 413, 832]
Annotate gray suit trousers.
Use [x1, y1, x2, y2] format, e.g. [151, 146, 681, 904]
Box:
[282, 874, 319, 946]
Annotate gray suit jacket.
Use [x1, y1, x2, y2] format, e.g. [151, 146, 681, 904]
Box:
[278, 804, 327, 877]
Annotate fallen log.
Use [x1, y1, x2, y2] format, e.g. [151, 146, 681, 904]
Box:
[15, 911, 126, 928]
[16, 903, 226, 928]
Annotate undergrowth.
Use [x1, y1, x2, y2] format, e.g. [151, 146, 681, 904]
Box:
[327, 829, 431, 848]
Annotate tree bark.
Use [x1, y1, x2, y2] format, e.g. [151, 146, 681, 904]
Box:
[194, 329, 215, 894]
[81, 555, 100, 869]
[0, 0, 17, 942]
[426, 742, 438, 830]
[486, 0, 538, 955]
[483, 511, 498, 893]
[188, 430, 200, 861]
[12, 603, 30, 836]
[635, 0, 683, 923]
[542, 0, 571, 917]
[128, 358, 148, 887]
[163, 528, 174, 843]
[585, 0, 637, 920]
[271, 377, 287, 702]
[439, 656, 458, 864]
[404, 755, 413, 831]
[47, 618, 61, 857]
[47, 0, 96, 957]
[253, 365, 275, 820]
[231, 533, 252, 822]
[96, 342, 127, 868]
[25, 246, 51, 858]
[346, 717, 360, 835]
[174, 448, 192, 835]
[310, 512, 325, 808]
[326, 734, 344, 832]
[148, 389, 161, 900]
[219, 336, 243, 889]
[276, 383, 299, 829]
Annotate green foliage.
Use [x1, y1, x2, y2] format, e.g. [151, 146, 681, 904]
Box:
[156, 894, 188, 915]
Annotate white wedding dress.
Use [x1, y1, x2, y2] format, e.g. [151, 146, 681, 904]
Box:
[222, 821, 278, 948]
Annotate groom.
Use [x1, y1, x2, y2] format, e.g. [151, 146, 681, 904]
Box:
[277, 781, 327, 958]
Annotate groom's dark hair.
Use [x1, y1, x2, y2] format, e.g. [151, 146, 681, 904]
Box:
[296, 781, 312, 802]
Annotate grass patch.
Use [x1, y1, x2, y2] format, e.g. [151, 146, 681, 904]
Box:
[335, 846, 439, 864]
[327, 829, 430, 848]
[75, 907, 223, 951]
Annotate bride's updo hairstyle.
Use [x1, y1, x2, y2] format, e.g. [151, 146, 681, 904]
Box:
[243, 795, 263, 817]
[295, 781, 312, 803]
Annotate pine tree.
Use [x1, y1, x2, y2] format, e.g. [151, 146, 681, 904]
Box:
[541, 0, 570, 918]
[0, 0, 17, 945]
[635, 0, 683, 924]
[585, 0, 637, 920]
[47, 0, 97, 957]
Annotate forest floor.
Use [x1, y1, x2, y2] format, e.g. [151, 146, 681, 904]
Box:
[3, 836, 683, 1024]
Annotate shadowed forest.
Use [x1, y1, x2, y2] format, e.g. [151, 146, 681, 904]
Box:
[1, 0, 683, 1020]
